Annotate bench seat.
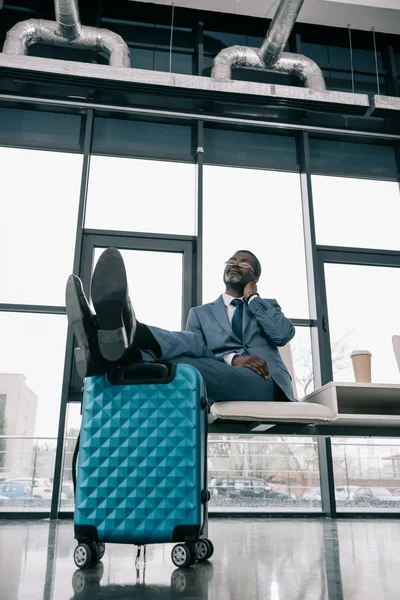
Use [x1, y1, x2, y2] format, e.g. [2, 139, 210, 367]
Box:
[209, 400, 337, 424]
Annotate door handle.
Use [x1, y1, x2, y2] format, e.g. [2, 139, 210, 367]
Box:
[322, 316, 328, 332]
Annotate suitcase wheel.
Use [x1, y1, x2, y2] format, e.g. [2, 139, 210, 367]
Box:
[98, 542, 106, 560]
[195, 538, 214, 561]
[73, 542, 101, 569]
[171, 543, 197, 568]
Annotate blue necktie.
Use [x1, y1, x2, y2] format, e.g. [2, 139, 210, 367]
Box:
[231, 298, 244, 341]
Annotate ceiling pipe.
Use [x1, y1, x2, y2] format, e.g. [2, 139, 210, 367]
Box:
[211, 46, 326, 90]
[212, 0, 326, 90]
[2, 0, 130, 68]
[54, 0, 81, 41]
[259, 0, 303, 67]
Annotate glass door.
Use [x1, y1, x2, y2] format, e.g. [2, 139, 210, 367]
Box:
[317, 248, 400, 385]
[67, 231, 196, 399]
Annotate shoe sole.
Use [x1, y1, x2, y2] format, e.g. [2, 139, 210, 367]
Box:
[91, 248, 129, 361]
[65, 275, 92, 378]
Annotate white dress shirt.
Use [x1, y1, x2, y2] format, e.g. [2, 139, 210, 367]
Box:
[222, 293, 257, 365]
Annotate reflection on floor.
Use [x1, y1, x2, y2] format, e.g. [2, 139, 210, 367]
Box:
[0, 518, 399, 600]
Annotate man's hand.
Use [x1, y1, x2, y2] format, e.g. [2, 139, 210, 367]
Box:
[232, 354, 270, 379]
[243, 280, 258, 301]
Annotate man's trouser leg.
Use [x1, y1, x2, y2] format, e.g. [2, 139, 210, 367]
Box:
[137, 326, 283, 402]
[172, 356, 280, 402]
[143, 325, 216, 360]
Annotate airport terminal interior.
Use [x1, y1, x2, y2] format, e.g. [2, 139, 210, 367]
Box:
[1, 0, 400, 598]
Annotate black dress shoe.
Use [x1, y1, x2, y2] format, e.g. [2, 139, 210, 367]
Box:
[90, 247, 137, 361]
[65, 275, 107, 378]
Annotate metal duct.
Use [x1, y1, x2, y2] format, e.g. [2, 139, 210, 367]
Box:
[2, 19, 131, 68]
[274, 53, 326, 90]
[259, 0, 304, 67]
[54, 0, 81, 41]
[211, 46, 326, 91]
[212, 0, 326, 90]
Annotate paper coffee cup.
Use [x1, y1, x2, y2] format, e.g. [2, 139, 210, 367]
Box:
[350, 350, 372, 383]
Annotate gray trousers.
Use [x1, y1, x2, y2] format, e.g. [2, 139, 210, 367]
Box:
[142, 326, 288, 403]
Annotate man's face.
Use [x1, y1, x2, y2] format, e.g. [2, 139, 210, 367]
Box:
[223, 251, 257, 287]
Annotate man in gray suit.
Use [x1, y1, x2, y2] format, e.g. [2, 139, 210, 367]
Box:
[66, 248, 296, 403]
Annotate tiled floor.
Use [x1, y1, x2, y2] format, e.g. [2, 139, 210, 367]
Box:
[0, 518, 399, 600]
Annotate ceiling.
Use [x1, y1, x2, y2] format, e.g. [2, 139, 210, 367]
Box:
[135, 0, 400, 35]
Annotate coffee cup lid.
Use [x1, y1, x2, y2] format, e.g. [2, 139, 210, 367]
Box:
[350, 350, 372, 357]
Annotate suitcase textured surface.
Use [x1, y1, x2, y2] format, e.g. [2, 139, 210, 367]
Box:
[74, 363, 206, 545]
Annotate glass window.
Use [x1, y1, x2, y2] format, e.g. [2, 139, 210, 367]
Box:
[312, 176, 400, 250]
[208, 435, 321, 512]
[92, 117, 193, 160]
[204, 127, 298, 171]
[395, 51, 400, 73]
[86, 157, 196, 235]
[324, 263, 400, 384]
[0, 108, 83, 152]
[310, 139, 397, 179]
[202, 166, 308, 318]
[0, 312, 67, 512]
[100, 19, 195, 74]
[302, 42, 383, 74]
[131, 47, 194, 74]
[0, 148, 82, 305]
[60, 403, 81, 512]
[291, 327, 314, 399]
[321, 70, 387, 95]
[0, 313, 67, 438]
[332, 438, 400, 512]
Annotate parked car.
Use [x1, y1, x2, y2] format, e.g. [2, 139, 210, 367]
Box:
[12, 478, 53, 499]
[209, 476, 293, 502]
[0, 480, 32, 499]
[335, 486, 359, 501]
[13, 478, 70, 501]
[302, 488, 321, 501]
[353, 487, 400, 503]
[62, 482, 75, 500]
[302, 486, 359, 502]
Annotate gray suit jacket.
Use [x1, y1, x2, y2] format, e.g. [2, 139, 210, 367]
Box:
[186, 295, 296, 401]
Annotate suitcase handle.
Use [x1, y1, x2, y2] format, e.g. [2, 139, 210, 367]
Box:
[107, 362, 177, 385]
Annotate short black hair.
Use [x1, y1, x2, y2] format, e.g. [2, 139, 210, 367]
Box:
[236, 250, 262, 278]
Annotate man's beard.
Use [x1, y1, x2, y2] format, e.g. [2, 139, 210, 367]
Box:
[224, 271, 245, 290]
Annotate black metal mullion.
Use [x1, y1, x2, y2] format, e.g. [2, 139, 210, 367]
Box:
[182, 245, 194, 328]
[298, 128, 337, 519]
[196, 121, 204, 307]
[318, 247, 400, 268]
[290, 318, 317, 327]
[3, 93, 400, 142]
[298, 131, 327, 388]
[51, 110, 93, 519]
[318, 437, 337, 518]
[0, 304, 65, 314]
[84, 229, 196, 243]
[83, 233, 195, 252]
[73, 109, 95, 276]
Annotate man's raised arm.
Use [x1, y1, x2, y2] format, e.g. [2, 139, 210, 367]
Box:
[247, 297, 295, 346]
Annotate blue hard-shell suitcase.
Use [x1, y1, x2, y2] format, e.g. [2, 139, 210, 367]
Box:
[73, 362, 212, 569]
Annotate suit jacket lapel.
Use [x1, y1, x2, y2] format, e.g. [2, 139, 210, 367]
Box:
[209, 295, 242, 343]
